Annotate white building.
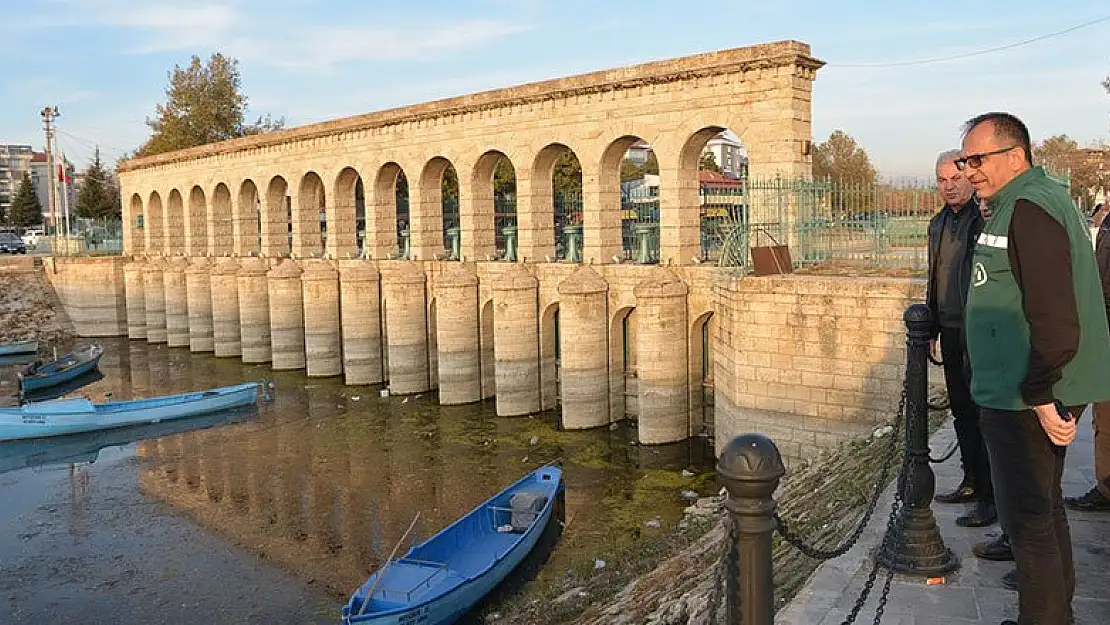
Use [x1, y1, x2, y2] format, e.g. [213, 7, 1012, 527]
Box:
[702, 130, 747, 179]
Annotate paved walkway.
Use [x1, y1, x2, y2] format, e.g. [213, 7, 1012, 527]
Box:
[777, 409, 1110, 625]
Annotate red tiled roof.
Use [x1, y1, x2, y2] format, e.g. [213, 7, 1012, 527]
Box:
[30, 152, 47, 162]
[698, 170, 742, 186]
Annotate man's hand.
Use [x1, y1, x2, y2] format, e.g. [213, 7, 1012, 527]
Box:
[979, 201, 992, 219]
[1034, 403, 1077, 446]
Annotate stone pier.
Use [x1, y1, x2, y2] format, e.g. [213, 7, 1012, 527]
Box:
[633, 269, 689, 444]
[142, 259, 167, 344]
[237, 257, 271, 363]
[338, 261, 382, 385]
[185, 258, 214, 353]
[434, 263, 481, 405]
[382, 261, 428, 395]
[163, 257, 189, 348]
[301, 260, 342, 378]
[267, 258, 306, 371]
[210, 258, 242, 358]
[492, 264, 540, 416]
[123, 260, 146, 340]
[558, 266, 610, 429]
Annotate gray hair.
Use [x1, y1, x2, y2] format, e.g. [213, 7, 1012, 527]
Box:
[936, 149, 962, 170]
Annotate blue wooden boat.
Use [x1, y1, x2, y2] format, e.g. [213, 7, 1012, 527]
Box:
[18, 344, 103, 394]
[0, 382, 261, 442]
[0, 340, 37, 356]
[342, 466, 564, 625]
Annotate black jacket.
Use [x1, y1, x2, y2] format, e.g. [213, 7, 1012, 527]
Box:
[925, 198, 984, 339]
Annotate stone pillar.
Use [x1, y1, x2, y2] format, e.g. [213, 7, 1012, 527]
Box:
[382, 261, 428, 394]
[557, 266, 609, 429]
[185, 258, 214, 353]
[492, 264, 541, 416]
[301, 260, 342, 377]
[237, 257, 270, 363]
[434, 263, 480, 405]
[338, 261, 383, 385]
[634, 269, 689, 444]
[163, 257, 189, 347]
[142, 259, 167, 344]
[210, 258, 242, 358]
[267, 258, 306, 371]
[123, 260, 146, 340]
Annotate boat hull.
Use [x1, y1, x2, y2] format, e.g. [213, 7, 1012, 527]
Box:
[0, 382, 261, 441]
[343, 467, 563, 625]
[0, 341, 38, 356]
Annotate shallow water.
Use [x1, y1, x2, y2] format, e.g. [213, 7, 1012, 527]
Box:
[0, 338, 716, 624]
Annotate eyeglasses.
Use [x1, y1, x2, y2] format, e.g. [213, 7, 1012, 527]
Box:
[954, 146, 1016, 171]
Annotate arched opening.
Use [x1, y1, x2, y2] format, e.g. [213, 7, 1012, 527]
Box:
[470, 151, 517, 261]
[680, 127, 748, 263]
[210, 183, 233, 255]
[298, 172, 326, 257]
[540, 302, 560, 410]
[480, 299, 495, 400]
[186, 186, 208, 256]
[690, 312, 715, 437]
[333, 167, 362, 259]
[146, 191, 164, 253]
[605, 136, 659, 263]
[166, 189, 185, 254]
[129, 194, 145, 255]
[395, 171, 410, 258]
[533, 144, 583, 262]
[610, 306, 637, 421]
[371, 163, 405, 259]
[236, 180, 261, 256]
[416, 157, 456, 260]
[264, 176, 291, 258]
[427, 298, 438, 390]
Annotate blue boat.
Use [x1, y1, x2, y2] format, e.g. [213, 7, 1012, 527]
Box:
[343, 466, 564, 625]
[0, 340, 37, 356]
[18, 344, 103, 394]
[0, 382, 262, 442]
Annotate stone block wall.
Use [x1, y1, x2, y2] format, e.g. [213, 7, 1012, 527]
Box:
[44, 256, 128, 337]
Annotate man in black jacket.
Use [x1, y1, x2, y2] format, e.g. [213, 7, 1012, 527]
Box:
[926, 149, 996, 528]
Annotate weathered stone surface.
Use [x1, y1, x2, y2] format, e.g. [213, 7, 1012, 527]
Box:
[338, 260, 382, 385]
[492, 264, 539, 416]
[301, 260, 341, 377]
[267, 258, 305, 371]
[185, 258, 213, 352]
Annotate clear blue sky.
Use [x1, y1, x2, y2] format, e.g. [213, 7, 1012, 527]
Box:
[2, 0, 1108, 179]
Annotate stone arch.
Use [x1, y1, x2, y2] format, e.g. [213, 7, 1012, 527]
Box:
[209, 183, 233, 256]
[372, 162, 406, 259]
[532, 143, 583, 262]
[678, 126, 747, 263]
[479, 298, 495, 400]
[413, 157, 454, 261]
[129, 193, 145, 255]
[427, 296, 439, 390]
[602, 135, 659, 264]
[235, 179, 261, 256]
[296, 171, 326, 257]
[165, 189, 185, 254]
[467, 150, 516, 260]
[610, 305, 637, 421]
[186, 185, 208, 256]
[263, 176, 291, 258]
[540, 301, 561, 410]
[146, 191, 164, 253]
[689, 310, 716, 436]
[331, 167, 362, 259]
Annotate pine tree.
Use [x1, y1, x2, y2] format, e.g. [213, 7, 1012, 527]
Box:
[8, 171, 43, 228]
[76, 148, 120, 219]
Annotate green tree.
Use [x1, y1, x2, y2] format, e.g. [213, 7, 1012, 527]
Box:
[75, 147, 120, 219]
[620, 159, 643, 182]
[812, 130, 877, 185]
[135, 53, 284, 157]
[8, 172, 43, 228]
[552, 150, 582, 197]
[441, 166, 459, 202]
[1035, 134, 1080, 177]
[493, 157, 516, 197]
[699, 150, 721, 173]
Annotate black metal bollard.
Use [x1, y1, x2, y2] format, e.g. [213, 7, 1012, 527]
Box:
[876, 303, 959, 575]
[716, 433, 785, 625]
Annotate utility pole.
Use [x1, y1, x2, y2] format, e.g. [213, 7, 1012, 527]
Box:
[40, 106, 60, 237]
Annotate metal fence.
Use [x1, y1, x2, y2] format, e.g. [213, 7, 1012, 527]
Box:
[44, 218, 124, 256]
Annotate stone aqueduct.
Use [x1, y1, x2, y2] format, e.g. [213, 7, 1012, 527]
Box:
[74, 41, 828, 446]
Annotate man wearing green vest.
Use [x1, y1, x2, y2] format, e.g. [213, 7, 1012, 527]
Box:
[958, 112, 1110, 625]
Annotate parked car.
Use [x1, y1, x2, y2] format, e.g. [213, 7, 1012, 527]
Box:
[0, 232, 27, 254]
[21, 229, 44, 248]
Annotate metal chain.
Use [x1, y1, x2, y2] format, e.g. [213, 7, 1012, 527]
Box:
[928, 441, 959, 464]
[773, 381, 907, 561]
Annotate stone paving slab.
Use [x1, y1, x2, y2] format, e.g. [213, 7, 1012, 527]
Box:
[777, 410, 1110, 625]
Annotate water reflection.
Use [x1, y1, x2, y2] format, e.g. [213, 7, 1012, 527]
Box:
[1, 338, 716, 613]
